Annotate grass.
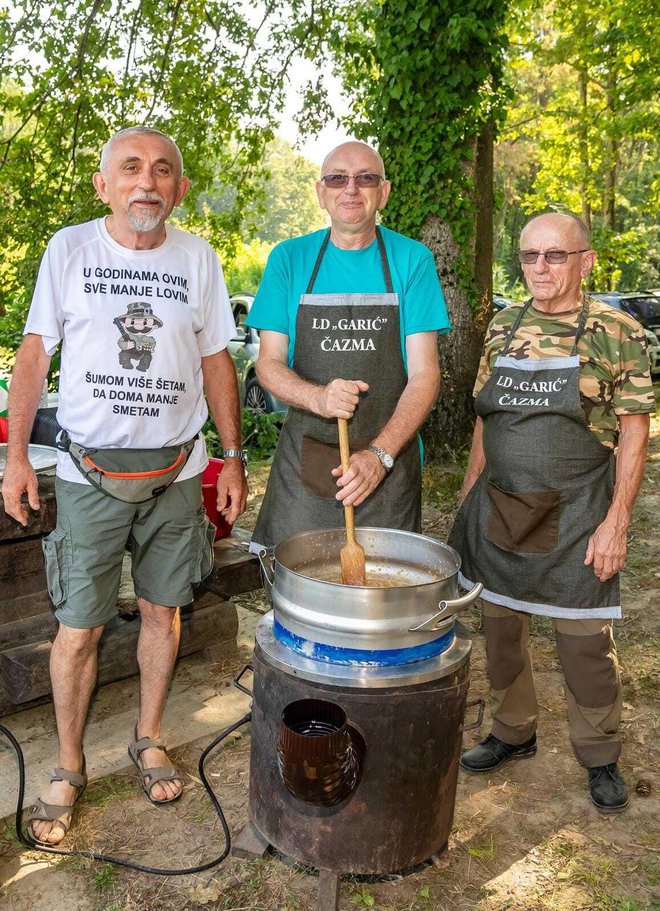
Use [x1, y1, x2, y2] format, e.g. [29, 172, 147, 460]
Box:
[467, 831, 497, 860]
[93, 863, 118, 893]
[351, 886, 376, 906]
[0, 822, 22, 851]
[641, 856, 660, 887]
[421, 458, 467, 510]
[83, 775, 136, 809]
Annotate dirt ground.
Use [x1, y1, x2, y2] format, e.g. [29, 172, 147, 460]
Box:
[1, 403, 659, 911]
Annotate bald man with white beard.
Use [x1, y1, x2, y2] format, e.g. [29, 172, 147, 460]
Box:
[246, 141, 450, 552]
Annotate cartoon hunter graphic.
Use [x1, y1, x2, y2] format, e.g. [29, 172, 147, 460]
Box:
[114, 302, 163, 372]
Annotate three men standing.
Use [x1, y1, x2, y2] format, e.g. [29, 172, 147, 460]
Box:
[247, 141, 449, 551]
[450, 213, 653, 811]
[3, 127, 248, 843]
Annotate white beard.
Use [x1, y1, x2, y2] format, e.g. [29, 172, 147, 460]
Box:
[126, 193, 166, 233]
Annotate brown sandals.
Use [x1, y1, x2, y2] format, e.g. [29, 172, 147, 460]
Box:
[25, 761, 88, 846]
[128, 725, 185, 806]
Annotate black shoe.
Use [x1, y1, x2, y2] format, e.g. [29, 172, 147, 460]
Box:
[459, 733, 537, 773]
[588, 763, 629, 813]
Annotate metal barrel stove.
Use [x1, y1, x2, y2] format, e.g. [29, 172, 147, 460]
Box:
[241, 528, 483, 907]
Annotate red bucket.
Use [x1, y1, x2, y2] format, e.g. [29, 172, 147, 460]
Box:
[202, 458, 232, 540]
[0, 417, 7, 443]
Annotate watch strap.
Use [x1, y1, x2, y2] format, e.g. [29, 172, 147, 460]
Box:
[223, 448, 248, 465]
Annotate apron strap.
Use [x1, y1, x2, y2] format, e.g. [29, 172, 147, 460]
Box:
[571, 299, 591, 354]
[305, 230, 332, 295]
[304, 227, 394, 295]
[375, 227, 394, 294]
[501, 297, 590, 357]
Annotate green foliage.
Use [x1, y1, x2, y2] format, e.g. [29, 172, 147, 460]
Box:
[0, 0, 332, 352]
[0, 345, 15, 375]
[495, 0, 660, 291]
[224, 239, 272, 295]
[241, 409, 283, 462]
[204, 410, 282, 463]
[248, 138, 327, 245]
[333, 0, 510, 298]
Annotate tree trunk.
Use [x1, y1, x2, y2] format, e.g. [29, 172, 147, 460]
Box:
[474, 119, 495, 307]
[420, 122, 493, 456]
[421, 217, 487, 458]
[578, 66, 591, 231]
[602, 65, 619, 290]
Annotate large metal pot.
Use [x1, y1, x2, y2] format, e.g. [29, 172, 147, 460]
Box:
[259, 527, 482, 664]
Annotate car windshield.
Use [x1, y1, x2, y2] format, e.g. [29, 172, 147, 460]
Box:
[623, 297, 660, 321]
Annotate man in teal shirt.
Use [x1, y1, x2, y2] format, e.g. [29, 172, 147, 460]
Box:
[247, 141, 450, 552]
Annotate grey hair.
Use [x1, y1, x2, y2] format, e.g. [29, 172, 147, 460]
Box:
[521, 212, 591, 247]
[99, 127, 184, 176]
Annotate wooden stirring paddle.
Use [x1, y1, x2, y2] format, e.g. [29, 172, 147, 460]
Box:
[337, 417, 367, 586]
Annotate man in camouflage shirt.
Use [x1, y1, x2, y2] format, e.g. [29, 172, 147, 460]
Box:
[450, 213, 653, 813]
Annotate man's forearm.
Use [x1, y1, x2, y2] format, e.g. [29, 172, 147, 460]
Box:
[370, 368, 440, 458]
[606, 413, 650, 529]
[7, 334, 51, 460]
[256, 357, 325, 414]
[202, 350, 243, 449]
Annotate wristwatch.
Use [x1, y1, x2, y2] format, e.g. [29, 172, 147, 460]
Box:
[223, 448, 248, 467]
[368, 444, 394, 471]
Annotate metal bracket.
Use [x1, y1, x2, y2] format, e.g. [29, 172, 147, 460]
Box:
[233, 663, 254, 698]
[459, 697, 485, 733]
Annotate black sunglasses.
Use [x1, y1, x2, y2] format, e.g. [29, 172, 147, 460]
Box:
[320, 173, 384, 189]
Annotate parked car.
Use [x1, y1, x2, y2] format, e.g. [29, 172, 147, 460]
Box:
[590, 292, 660, 376]
[492, 293, 516, 311]
[228, 292, 287, 414]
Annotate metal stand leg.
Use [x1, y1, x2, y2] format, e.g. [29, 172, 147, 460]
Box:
[318, 869, 340, 911]
[231, 820, 270, 860]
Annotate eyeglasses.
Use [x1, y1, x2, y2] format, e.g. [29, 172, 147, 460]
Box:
[518, 248, 590, 265]
[320, 173, 384, 189]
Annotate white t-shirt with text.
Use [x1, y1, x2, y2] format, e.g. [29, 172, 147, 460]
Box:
[25, 218, 235, 483]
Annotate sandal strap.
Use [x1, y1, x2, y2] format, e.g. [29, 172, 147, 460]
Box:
[51, 767, 87, 789]
[133, 735, 166, 755]
[141, 765, 185, 789]
[27, 798, 76, 825]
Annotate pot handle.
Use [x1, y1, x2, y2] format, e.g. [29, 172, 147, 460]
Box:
[408, 582, 483, 632]
[258, 548, 275, 597]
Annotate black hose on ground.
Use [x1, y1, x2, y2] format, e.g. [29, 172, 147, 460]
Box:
[0, 711, 252, 876]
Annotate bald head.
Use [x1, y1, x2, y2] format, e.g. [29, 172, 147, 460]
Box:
[521, 213, 591, 249]
[321, 141, 385, 179]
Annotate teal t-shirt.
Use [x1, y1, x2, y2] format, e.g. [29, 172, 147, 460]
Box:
[246, 226, 450, 367]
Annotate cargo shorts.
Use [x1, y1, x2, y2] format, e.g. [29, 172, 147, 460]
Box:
[42, 476, 216, 629]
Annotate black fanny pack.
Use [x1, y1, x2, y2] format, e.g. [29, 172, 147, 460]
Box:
[58, 431, 197, 503]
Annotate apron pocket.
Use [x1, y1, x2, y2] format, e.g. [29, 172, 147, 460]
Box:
[301, 435, 342, 499]
[486, 481, 560, 554]
[42, 522, 72, 608]
[191, 507, 216, 585]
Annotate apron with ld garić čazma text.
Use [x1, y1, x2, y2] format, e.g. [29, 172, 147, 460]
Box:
[448, 299, 620, 619]
[251, 228, 421, 552]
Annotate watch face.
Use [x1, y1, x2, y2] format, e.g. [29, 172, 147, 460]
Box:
[370, 445, 393, 470]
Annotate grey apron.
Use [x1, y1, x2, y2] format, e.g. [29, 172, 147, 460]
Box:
[251, 228, 421, 551]
[448, 299, 620, 619]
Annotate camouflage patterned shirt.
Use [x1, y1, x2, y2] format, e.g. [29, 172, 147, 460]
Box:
[474, 297, 655, 449]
